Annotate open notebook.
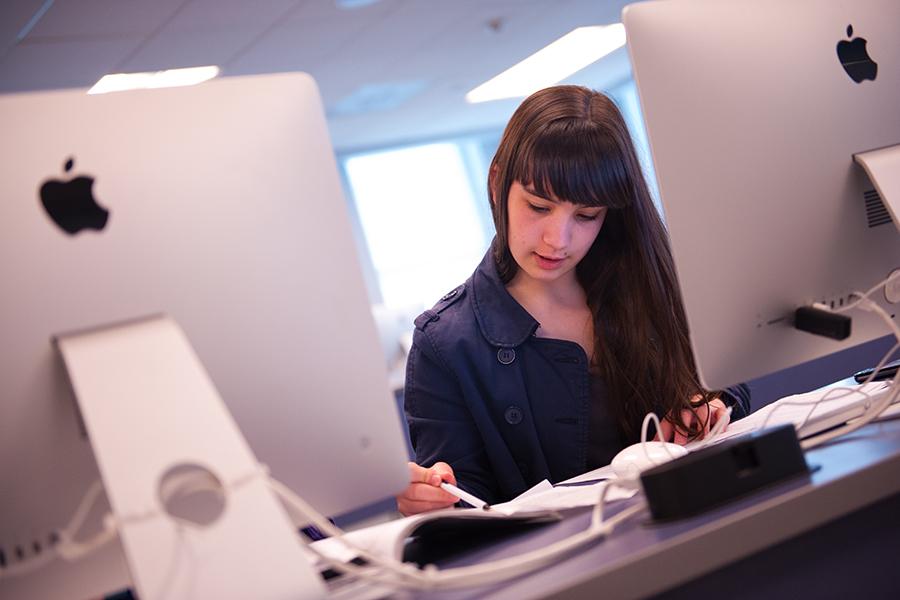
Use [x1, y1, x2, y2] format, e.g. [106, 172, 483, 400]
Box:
[309, 478, 637, 567]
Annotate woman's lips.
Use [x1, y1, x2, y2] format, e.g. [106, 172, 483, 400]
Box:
[534, 252, 566, 270]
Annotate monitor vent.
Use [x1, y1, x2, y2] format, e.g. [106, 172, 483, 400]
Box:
[865, 189, 892, 228]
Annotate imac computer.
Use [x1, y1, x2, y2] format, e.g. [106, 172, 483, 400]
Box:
[0, 73, 409, 599]
[623, 0, 900, 390]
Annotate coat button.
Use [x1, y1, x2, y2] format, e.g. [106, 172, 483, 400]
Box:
[440, 287, 459, 301]
[504, 405, 524, 425]
[497, 348, 516, 364]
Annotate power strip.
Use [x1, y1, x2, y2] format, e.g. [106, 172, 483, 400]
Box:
[640, 425, 809, 521]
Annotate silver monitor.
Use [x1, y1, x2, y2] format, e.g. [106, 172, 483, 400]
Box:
[624, 0, 900, 389]
[0, 73, 409, 599]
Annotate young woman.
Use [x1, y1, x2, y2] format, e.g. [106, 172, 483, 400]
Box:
[397, 85, 750, 516]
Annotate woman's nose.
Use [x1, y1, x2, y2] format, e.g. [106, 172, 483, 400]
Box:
[542, 214, 573, 250]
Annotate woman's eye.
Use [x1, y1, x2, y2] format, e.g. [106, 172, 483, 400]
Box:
[528, 203, 550, 213]
[577, 213, 600, 221]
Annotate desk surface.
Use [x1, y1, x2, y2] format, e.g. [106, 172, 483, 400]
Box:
[409, 416, 900, 599]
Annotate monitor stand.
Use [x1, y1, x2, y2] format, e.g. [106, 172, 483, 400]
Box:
[54, 315, 325, 600]
[855, 142, 900, 233]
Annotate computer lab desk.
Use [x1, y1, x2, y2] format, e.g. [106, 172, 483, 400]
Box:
[404, 416, 900, 599]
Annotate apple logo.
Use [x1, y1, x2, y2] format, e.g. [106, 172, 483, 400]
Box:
[836, 24, 878, 83]
[39, 157, 110, 235]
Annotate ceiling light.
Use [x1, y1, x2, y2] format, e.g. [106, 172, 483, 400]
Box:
[87, 66, 220, 95]
[465, 24, 626, 104]
[334, 0, 382, 8]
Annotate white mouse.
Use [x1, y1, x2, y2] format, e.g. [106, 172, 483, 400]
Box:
[610, 441, 688, 479]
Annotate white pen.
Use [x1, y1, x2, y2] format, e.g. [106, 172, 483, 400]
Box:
[440, 481, 491, 510]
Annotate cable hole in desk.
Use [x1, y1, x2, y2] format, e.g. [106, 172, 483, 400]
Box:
[158, 463, 226, 528]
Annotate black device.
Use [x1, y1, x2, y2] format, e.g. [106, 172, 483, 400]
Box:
[854, 358, 900, 383]
[640, 425, 809, 521]
[794, 305, 852, 341]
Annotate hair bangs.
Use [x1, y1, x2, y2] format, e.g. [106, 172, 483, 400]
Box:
[513, 120, 634, 210]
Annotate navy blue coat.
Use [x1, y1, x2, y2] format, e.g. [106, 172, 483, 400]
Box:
[404, 249, 751, 504]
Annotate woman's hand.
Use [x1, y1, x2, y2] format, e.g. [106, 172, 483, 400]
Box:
[659, 397, 730, 445]
[396, 461, 460, 516]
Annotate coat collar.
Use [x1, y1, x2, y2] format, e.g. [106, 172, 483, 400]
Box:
[471, 241, 539, 348]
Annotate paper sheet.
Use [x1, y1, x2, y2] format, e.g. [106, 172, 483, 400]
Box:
[555, 464, 615, 486]
[688, 381, 895, 447]
[491, 479, 636, 515]
[311, 515, 417, 564]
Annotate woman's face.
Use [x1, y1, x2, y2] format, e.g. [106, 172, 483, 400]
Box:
[505, 181, 607, 287]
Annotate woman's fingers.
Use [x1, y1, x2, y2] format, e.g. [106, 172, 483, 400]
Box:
[403, 481, 458, 504]
[430, 461, 456, 486]
[398, 496, 456, 515]
[663, 397, 731, 448]
[406, 460, 456, 486]
[397, 461, 459, 516]
[657, 418, 674, 442]
[669, 402, 711, 445]
[672, 409, 693, 445]
[397, 483, 457, 515]
[708, 399, 730, 432]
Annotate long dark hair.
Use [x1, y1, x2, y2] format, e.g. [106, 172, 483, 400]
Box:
[488, 85, 717, 442]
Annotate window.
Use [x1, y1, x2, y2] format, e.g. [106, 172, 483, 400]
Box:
[342, 141, 493, 311]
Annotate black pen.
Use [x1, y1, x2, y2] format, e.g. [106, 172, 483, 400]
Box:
[554, 477, 610, 488]
[854, 359, 900, 383]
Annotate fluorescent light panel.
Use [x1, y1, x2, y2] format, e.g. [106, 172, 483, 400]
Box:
[465, 24, 626, 104]
[88, 65, 220, 95]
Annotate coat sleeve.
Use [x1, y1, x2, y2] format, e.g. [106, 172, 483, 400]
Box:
[720, 383, 752, 420]
[403, 327, 502, 504]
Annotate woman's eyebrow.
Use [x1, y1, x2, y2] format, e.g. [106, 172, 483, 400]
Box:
[524, 186, 557, 202]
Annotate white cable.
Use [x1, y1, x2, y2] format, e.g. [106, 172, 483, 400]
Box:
[796, 272, 900, 450]
[760, 383, 878, 433]
[754, 272, 900, 448]
[3, 455, 650, 589]
[801, 295, 900, 449]
[0, 480, 116, 579]
[835, 270, 900, 316]
[640, 412, 681, 460]
[591, 478, 642, 528]
[641, 401, 732, 455]
[686, 405, 734, 451]
[269, 474, 647, 590]
[0, 465, 269, 580]
[801, 378, 899, 449]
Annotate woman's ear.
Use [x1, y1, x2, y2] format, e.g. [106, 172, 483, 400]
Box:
[488, 165, 499, 206]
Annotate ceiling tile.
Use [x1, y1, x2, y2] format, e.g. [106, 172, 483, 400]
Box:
[314, 0, 471, 84]
[26, 0, 185, 38]
[163, 0, 301, 31]
[119, 27, 265, 73]
[226, 11, 375, 76]
[0, 37, 144, 92]
[0, 0, 47, 56]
